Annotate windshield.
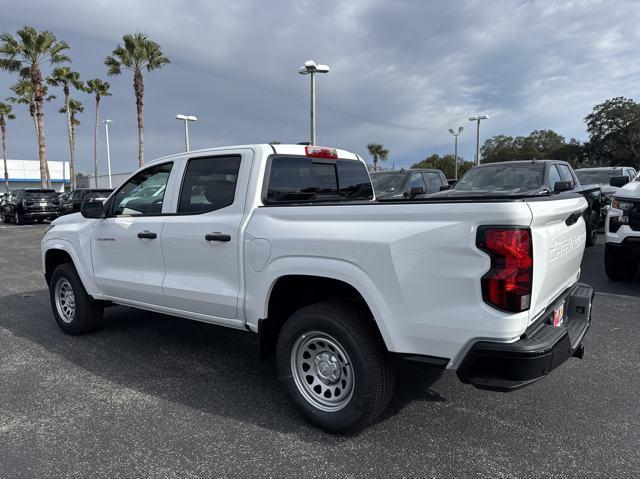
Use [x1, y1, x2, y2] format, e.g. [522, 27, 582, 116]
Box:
[454, 164, 546, 193]
[575, 170, 620, 185]
[25, 191, 57, 200]
[371, 173, 406, 195]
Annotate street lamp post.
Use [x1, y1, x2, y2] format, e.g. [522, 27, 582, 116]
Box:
[468, 115, 489, 165]
[298, 60, 330, 145]
[448, 126, 464, 179]
[175, 114, 198, 152]
[102, 119, 113, 188]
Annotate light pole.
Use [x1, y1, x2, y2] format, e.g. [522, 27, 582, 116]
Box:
[468, 115, 489, 165]
[448, 126, 463, 179]
[298, 60, 330, 145]
[102, 119, 113, 188]
[175, 114, 197, 152]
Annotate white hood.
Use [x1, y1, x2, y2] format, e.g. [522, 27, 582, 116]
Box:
[615, 180, 640, 199]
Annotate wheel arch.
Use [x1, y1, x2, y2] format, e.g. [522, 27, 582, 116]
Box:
[257, 274, 391, 359]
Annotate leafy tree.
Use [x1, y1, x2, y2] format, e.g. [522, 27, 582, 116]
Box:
[105, 33, 170, 167]
[412, 154, 473, 179]
[481, 129, 578, 164]
[48, 67, 85, 189]
[0, 102, 16, 193]
[584, 97, 640, 168]
[367, 143, 389, 171]
[59, 98, 83, 178]
[85, 79, 111, 187]
[0, 27, 70, 187]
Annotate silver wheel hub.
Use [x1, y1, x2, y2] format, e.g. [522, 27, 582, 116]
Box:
[54, 278, 76, 323]
[291, 331, 354, 412]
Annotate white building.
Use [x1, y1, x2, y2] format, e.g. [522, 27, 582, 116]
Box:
[2, 159, 70, 192]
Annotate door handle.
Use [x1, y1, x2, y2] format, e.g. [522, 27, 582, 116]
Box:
[205, 233, 231, 242]
[137, 230, 157, 239]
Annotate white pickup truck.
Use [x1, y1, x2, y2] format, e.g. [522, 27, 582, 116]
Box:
[42, 144, 594, 433]
[605, 174, 640, 280]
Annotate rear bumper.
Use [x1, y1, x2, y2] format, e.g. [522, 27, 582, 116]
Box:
[457, 282, 594, 391]
[24, 210, 60, 219]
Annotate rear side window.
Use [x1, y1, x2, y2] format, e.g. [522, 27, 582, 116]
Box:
[178, 155, 241, 213]
[265, 156, 372, 204]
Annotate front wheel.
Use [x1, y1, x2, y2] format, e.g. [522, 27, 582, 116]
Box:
[14, 211, 23, 225]
[276, 301, 395, 434]
[605, 244, 637, 281]
[49, 263, 104, 334]
[585, 210, 598, 247]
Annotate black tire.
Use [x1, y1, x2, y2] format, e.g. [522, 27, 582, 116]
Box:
[585, 210, 598, 247]
[2, 212, 9, 223]
[276, 301, 395, 434]
[49, 263, 103, 334]
[14, 211, 23, 225]
[605, 244, 637, 281]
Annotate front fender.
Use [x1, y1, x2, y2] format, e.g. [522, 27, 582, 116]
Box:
[42, 237, 100, 298]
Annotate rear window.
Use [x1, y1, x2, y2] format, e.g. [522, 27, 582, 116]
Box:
[265, 156, 372, 204]
[25, 190, 57, 200]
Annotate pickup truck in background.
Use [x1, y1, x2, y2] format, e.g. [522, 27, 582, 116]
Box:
[370, 168, 447, 199]
[431, 160, 603, 246]
[605, 175, 640, 280]
[575, 166, 638, 212]
[41, 144, 593, 433]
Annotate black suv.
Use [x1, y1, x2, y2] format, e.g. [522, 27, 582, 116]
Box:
[60, 188, 113, 215]
[1, 189, 61, 224]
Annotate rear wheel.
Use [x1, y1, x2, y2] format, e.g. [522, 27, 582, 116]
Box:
[2, 212, 9, 223]
[14, 211, 23, 225]
[49, 263, 103, 334]
[276, 301, 395, 434]
[605, 244, 637, 281]
[585, 210, 598, 247]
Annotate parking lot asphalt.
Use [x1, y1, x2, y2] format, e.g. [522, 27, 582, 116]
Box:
[0, 224, 639, 478]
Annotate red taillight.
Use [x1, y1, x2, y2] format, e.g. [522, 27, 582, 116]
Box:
[305, 146, 338, 159]
[477, 227, 533, 313]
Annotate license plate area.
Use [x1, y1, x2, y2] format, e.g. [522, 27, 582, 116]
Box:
[550, 301, 566, 327]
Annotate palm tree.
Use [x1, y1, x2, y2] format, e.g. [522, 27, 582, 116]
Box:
[367, 143, 389, 171]
[48, 67, 84, 189]
[105, 33, 170, 167]
[0, 27, 70, 187]
[84, 79, 111, 188]
[7, 79, 56, 185]
[0, 102, 16, 193]
[59, 99, 83, 185]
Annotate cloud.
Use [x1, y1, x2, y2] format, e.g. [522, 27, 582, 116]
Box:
[0, 0, 639, 174]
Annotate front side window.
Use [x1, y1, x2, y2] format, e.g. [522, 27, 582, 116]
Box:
[409, 173, 427, 193]
[178, 155, 241, 213]
[423, 172, 445, 193]
[557, 164, 574, 186]
[111, 163, 173, 216]
[265, 156, 372, 204]
[548, 166, 562, 190]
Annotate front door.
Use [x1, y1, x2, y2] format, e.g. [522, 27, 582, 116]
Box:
[160, 152, 252, 319]
[91, 162, 174, 305]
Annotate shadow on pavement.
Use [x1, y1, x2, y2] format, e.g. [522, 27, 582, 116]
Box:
[0, 289, 446, 437]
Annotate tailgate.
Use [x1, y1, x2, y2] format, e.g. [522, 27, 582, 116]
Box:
[526, 196, 588, 323]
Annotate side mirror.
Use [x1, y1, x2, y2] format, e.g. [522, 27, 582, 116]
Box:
[439, 185, 451, 191]
[81, 200, 104, 219]
[553, 181, 573, 193]
[610, 176, 629, 188]
[410, 186, 425, 197]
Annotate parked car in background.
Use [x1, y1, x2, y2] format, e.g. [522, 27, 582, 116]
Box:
[370, 169, 447, 199]
[430, 160, 603, 246]
[604, 175, 640, 280]
[42, 144, 593, 433]
[2, 189, 61, 224]
[575, 167, 637, 207]
[0, 192, 9, 209]
[60, 189, 113, 215]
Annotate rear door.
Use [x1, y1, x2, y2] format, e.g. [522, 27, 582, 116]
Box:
[160, 150, 253, 319]
[526, 195, 587, 322]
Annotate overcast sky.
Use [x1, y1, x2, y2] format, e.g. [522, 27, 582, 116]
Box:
[1, 0, 639, 174]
